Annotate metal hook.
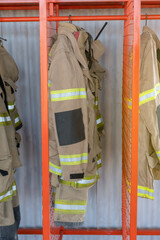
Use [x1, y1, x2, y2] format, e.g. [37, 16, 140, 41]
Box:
[69, 14, 72, 24]
[145, 14, 148, 26]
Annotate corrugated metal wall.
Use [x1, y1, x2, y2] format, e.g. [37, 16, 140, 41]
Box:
[1, 7, 160, 240]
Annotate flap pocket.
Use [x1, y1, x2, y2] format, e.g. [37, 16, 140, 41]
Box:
[0, 156, 12, 172]
[147, 155, 158, 169]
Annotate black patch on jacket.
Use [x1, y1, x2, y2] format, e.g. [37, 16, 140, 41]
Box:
[157, 105, 160, 137]
[0, 170, 8, 176]
[157, 49, 160, 63]
[70, 173, 84, 179]
[0, 76, 8, 112]
[55, 108, 85, 146]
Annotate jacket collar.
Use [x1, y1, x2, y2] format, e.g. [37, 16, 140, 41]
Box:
[143, 26, 160, 47]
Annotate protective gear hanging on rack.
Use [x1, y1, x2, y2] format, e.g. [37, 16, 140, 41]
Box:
[48, 22, 105, 225]
[126, 26, 160, 200]
[0, 41, 22, 235]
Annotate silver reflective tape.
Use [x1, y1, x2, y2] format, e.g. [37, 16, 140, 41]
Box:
[48, 80, 52, 84]
[60, 155, 88, 163]
[77, 178, 96, 184]
[96, 118, 102, 125]
[8, 104, 15, 110]
[55, 204, 86, 211]
[51, 91, 86, 99]
[0, 185, 16, 201]
[15, 117, 20, 124]
[49, 163, 62, 174]
[138, 188, 154, 197]
[139, 91, 155, 103]
[0, 116, 11, 122]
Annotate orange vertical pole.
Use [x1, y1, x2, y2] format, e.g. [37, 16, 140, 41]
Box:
[130, 0, 140, 239]
[39, 0, 50, 240]
[122, 2, 128, 239]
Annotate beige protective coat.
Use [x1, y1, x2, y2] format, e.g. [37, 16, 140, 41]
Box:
[48, 23, 105, 223]
[137, 26, 160, 199]
[0, 42, 22, 226]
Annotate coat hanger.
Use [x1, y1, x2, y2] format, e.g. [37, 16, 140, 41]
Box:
[69, 15, 72, 24]
[145, 14, 148, 26]
[95, 22, 108, 40]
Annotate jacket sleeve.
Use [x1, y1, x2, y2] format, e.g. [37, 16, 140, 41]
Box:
[49, 91, 61, 187]
[139, 36, 160, 165]
[48, 44, 88, 182]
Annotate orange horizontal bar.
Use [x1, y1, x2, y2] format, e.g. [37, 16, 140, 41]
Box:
[0, 17, 39, 22]
[18, 228, 122, 235]
[142, 4, 160, 7]
[0, 6, 39, 10]
[59, 4, 124, 9]
[0, 15, 160, 22]
[48, 0, 127, 3]
[138, 229, 160, 235]
[48, 15, 128, 21]
[51, 228, 122, 235]
[0, 0, 39, 3]
[18, 229, 43, 234]
[18, 228, 160, 235]
[141, 14, 160, 19]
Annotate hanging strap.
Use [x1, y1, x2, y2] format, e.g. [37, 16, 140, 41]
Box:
[86, 32, 92, 70]
[3, 78, 18, 91]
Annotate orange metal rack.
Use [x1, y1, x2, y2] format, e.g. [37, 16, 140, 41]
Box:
[0, 0, 160, 239]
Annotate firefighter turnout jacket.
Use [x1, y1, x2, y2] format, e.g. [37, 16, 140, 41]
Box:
[125, 26, 160, 200]
[0, 41, 22, 226]
[48, 23, 105, 224]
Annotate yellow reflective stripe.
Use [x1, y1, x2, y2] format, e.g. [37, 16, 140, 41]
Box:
[96, 114, 103, 128]
[94, 97, 98, 109]
[97, 154, 102, 169]
[53, 187, 56, 197]
[0, 113, 12, 126]
[60, 153, 88, 158]
[50, 88, 86, 102]
[48, 80, 52, 87]
[54, 199, 87, 214]
[8, 102, 15, 113]
[55, 200, 87, 205]
[51, 88, 86, 94]
[60, 160, 87, 165]
[54, 209, 86, 214]
[49, 162, 62, 176]
[124, 83, 160, 108]
[60, 172, 99, 188]
[138, 185, 154, 193]
[51, 95, 86, 102]
[156, 151, 160, 160]
[15, 113, 22, 127]
[125, 176, 154, 199]
[0, 181, 16, 202]
[59, 153, 88, 166]
[138, 193, 154, 200]
[126, 185, 154, 200]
